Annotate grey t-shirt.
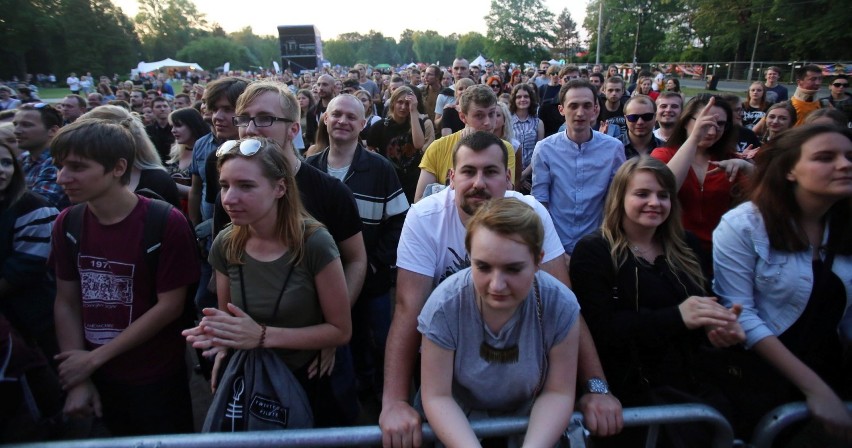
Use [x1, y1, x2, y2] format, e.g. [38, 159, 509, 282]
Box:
[210, 222, 340, 370]
[417, 268, 579, 413]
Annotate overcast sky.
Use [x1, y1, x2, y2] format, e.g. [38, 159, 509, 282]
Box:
[113, 0, 589, 42]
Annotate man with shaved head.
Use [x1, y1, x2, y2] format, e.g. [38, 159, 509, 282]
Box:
[306, 94, 409, 403]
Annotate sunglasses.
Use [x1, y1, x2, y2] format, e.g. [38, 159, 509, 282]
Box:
[233, 115, 293, 128]
[625, 113, 655, 123]
[216, 139, 263, 158]
[832, 83, 849, 88]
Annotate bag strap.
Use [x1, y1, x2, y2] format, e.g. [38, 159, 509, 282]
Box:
[533, 276, 547, 396]
[238, 264, 294, 321]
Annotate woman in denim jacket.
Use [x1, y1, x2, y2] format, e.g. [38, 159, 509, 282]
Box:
[713, 124, 852, 441]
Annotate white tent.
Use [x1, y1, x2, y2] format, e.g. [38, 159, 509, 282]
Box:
[136, 58, 204, 73]
[471, 54, 488, 68]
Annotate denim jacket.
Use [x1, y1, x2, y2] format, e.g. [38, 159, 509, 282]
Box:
[713, 202, 852, 348]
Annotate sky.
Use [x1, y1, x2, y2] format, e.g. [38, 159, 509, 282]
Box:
[112, 0, 589, 43]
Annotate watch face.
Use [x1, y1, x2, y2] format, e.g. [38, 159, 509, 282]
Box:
[588, 378, 609, 394]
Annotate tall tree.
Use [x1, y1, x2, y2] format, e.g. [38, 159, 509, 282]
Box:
[552, 8, 579, 61]
[176, 36, 250, 71]
[484, 0, 554, 63]
[456, 32, 488, 60]
[398, 29, 417, 63]
[412, 30, 446, 64]
[134, 0, 209, 60]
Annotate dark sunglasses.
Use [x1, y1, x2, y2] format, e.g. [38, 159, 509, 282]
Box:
[216, 138, 263, 158]
[832, 82, 849, 88]
[625, 113, 655, 123]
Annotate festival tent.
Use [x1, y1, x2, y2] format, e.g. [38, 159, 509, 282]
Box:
[471, 54, 488, 68]
[135, 58, 204, 73]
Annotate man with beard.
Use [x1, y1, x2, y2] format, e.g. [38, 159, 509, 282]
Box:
[620, 95, 663, 159]
[653, 91, 683, 142]
[381, 130, 624, 448]
[304, 74, 337, 145]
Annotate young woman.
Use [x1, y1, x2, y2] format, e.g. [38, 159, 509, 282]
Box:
[166, 108, 208, 208]
[82, 106, 180, 208]
[184, 137, 351, 427]
[664, 78, 681, 94]
[651, 96, 752, 266]
[486, 75, 504, 96]
[366, 86, 428, 203]
[760, 101, 796, 144]
[296, 89, 316, 146]
[633, 76, 658, 101]
[742, 82, 768, 129]
[510, 83, 544, 193]
[419, 198, 580, 448]
[571, 157, 743, 446]
[0, 141, 59, 358]
[354, 89, 381, 145]
[713, 125, 852, 442]
[439, 78, 475, 137]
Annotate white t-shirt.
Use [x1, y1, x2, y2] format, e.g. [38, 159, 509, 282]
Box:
[67, 76, 80, 91]
[397, 188, 565, 286]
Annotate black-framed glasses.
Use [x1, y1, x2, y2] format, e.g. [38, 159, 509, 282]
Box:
[626, 113, 655, 122]
[832, 82, 849, 88]
[216, 138, 263, 158]
[232, 115, 293, 128]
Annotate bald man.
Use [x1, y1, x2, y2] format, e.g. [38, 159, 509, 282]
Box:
[305, 74, 337, 145]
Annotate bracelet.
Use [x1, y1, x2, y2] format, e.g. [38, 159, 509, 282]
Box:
[258, 324, 267, 348]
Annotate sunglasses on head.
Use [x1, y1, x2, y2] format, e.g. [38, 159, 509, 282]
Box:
[833, 82, 848, 88]
[625, 113, 655, 122]
[216, 138, 263, 158]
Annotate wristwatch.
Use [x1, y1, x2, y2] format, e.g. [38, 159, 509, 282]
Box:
[586, 377, 610, 395]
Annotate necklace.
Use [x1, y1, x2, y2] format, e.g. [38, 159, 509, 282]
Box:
[478, 295, 519, 364]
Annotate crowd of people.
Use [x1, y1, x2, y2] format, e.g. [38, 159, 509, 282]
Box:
[0, 57, 851, 448]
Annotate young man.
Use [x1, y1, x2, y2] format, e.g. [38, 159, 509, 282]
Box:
[306, 94, 409, 401]
[599, 76, 628, 136]
[13, 103, 68, 208]
[414, 85, 516, 202]
[381, 131, 623, 447]
[763, 66, 788, 104]
[653, 91, 683, 142]
[790, 64, 824, 125]
[50, 119, 200, 436]
[145, 96, 174, 163]
[532, 79, 625, 255]
[819, 75, 851, 127]
[621, 95, 663, 159]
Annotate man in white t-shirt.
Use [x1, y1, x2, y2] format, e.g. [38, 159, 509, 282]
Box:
[67, 72, 81, 95]
[380, 131, 624, 447]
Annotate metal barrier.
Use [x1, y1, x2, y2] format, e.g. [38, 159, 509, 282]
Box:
[750, 401, 852, 448]
[8, 404, 735, 448]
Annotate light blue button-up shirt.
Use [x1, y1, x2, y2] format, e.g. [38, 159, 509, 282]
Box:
[713, 202, 852, 348]
[531, 130, 625, 254]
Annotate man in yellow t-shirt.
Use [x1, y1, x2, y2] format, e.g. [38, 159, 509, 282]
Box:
[790, 64, 823, 126]
[414, 84, 516, 202]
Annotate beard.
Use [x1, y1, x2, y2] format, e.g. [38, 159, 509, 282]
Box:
[460, 188, 492, 215]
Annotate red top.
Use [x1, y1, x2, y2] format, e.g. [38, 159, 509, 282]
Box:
[651, 146, 735, 254]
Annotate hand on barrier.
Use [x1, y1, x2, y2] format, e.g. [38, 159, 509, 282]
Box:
[380, 400, 423, 448]
[577, 392, 623, 437]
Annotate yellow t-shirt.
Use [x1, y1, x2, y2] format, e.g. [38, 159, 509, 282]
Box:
[419, 131, 516, 185]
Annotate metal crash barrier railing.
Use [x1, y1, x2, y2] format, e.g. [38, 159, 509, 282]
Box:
[750, 401, 852, 448]
[8, 403, 734, 448]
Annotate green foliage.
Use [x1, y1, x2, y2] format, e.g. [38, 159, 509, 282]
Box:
[456, 32, 488, 60]
[176, 36, 249, 71]
[552, 8, 580, 61]
[134, 0, 210, 60]
[484, 0, 554, 63]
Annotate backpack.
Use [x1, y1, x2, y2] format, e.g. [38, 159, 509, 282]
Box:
[62, 194, 200, 329]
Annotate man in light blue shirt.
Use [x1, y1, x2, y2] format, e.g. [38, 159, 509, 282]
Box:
[532, 79, 625, 254]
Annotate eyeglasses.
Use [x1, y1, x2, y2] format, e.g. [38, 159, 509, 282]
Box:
[625, 113, 655, 122]
[216, 139, 263, 158]
[832, 82, 849, 88]
[485, 63, 494, 68]
[233, 115, 293, 128]
[22, 102, 49, 109]
[490, 84, 501, 89]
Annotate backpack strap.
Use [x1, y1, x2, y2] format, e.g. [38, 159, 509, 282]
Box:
[63, 203, 89, 265]
[142, 198, 175, 285]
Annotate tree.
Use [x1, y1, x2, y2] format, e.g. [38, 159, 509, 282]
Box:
[583, 0, 686, 63]
[552, 8, 579, 61]
[176, 36, 250, 72]
[456, 32, 488, 60]
[398, 29, 417, 63]
[484, 0, 554, 63]
[230, 27, 279, 69]
[135, 0, 210, 60]
[412, 30, 446, 64]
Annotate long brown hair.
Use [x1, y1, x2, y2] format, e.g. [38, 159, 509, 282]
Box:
[601, 157, 705, 288]
[750, 124, 852, 253]
[666, 95, 737, 161]
[217, 137, 322, 265]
